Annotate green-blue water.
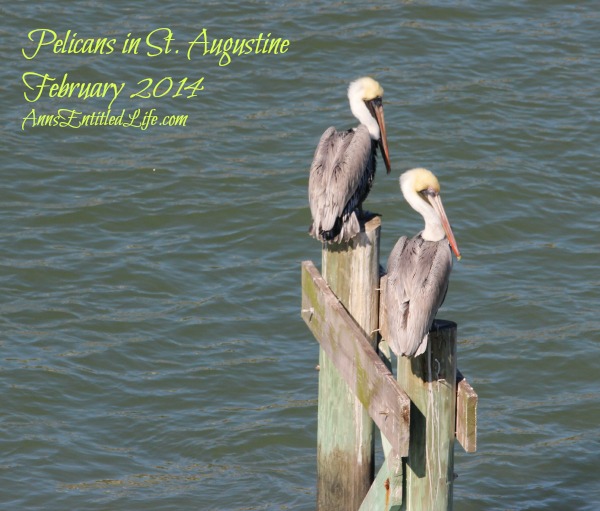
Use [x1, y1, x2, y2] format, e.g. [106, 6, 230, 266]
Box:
[2, 2, 599, 509]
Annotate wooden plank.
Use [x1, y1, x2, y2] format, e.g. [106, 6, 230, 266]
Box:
[397, 320, 457, 511]
[456, 371, 478, 453]
[301, 260, 410, 458]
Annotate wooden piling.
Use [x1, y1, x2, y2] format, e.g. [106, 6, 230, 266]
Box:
[397, 320, 457, 511]
[316, 216, 381, 511]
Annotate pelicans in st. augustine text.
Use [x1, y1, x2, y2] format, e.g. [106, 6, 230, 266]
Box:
[385, 168, 461, 357]
[308, 77, 391, 243]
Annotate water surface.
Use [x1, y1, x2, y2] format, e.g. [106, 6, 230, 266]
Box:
[2, 1, 599, 509]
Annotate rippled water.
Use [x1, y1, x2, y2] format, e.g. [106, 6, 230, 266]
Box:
[2, 1, 599, 510]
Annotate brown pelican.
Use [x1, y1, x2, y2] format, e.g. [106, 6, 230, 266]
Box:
[385, 168, 461, 357]
[308, 77, 391, 243]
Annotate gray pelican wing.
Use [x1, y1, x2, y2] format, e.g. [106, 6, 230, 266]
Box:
[308, 125, 372, 235]
[385, 236, 453, 357]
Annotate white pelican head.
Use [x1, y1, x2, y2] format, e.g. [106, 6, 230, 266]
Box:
[400, 167, 461, 259]
[347, 77, 391, 174]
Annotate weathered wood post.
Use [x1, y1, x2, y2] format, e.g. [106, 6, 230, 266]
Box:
[316, 216, 381, 510]
[397, 320, 457, 511]
[304, 217, 477, 511]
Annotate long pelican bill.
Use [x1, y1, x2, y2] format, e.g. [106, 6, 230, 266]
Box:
[373, 102, 391, 174]
[429, 194, 461, 260]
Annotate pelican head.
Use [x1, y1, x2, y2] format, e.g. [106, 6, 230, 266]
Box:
[400, 168, 461, 259]
[348, 77, 391, 174]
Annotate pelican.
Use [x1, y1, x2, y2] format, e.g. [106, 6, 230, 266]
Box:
[308, 77, 391, 243]
[385, 168, 461, 357]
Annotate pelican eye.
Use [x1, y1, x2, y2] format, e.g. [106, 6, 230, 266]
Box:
[364, 97, 382, 118]
[369, 97, 383, 107]
[419, 188, 438, 199]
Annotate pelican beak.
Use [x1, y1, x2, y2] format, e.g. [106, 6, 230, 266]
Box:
[370, 98, 391, 174]
[429, 194, 462, 260]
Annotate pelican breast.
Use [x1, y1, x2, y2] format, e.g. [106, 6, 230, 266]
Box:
[385, 235, 453, 357]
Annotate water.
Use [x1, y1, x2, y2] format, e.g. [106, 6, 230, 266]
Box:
[2, 1, 599, 509]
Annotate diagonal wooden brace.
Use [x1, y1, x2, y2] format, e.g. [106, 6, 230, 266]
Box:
[301, 260, 411, 458]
